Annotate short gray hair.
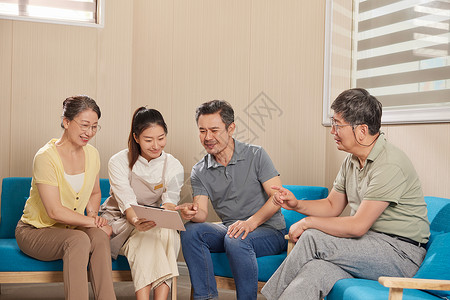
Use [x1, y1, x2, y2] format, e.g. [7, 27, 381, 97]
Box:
[331, 88, 382, 135]
[195, 100, 234, 129]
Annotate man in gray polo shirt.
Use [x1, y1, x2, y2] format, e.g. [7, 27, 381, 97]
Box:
[261, 88, 430, 300]
[176, 100, 286, 300]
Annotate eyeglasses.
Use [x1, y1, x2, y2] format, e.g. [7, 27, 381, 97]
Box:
[72, 119, 101, 133]
[330, 117, 354, 132]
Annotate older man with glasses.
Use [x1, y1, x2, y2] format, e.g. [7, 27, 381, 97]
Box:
[261, 88, 430, 300]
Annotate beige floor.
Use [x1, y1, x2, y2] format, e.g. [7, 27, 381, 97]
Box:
[0, 268, 267, 300]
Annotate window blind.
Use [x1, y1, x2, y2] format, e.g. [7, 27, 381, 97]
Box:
[353, 0, 450, 108]
[0, 0, 98, 24]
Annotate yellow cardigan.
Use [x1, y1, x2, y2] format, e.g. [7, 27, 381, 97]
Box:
[21, 139, 100, 228]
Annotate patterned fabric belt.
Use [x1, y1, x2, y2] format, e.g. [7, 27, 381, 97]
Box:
[383, 232, 427, 249]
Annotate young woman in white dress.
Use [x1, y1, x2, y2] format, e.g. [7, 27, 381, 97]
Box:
[101, 107, 184, 300]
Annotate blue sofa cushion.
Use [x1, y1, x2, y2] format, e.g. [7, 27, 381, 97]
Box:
[413, 232, 450, 298]
[283, 185, 328, 201]
[0, 239, 130, 272]
[99, 178, 111, 200]
[0, 238, 130, 272]
[256, 252, 287, 282]
[0, 178, 32, 239]
[327, 278, 438, 300]
[211, 251, 288, 282]
[0, 238, 63, 271]
[281, 208, 306, 231]
[111, 255, 132, 271]
[425, 197, 450, 231]
[281, 185, 328, 230]
[0, 177, 112, 239]
[212, 253, 232, 278]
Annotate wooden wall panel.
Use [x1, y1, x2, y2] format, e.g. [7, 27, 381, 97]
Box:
[96, 0, 134, 178]
[132, 0, 336, 202]
[249, 0, 327, 186]
[9, 21, 97, 176]
[131, 0, 186, 201]
[384, 124, 450, 198]
[0, 20, 13, 192]
[132, 0, 174, 120]
[170, 0, 253, 205]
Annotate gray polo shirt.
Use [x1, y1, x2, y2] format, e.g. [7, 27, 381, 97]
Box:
[333, 133, 430, 243]
[191, 139, 285, 230]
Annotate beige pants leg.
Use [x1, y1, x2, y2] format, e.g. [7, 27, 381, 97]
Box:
[79, 227, 117, 300]
[15, 221, 116, 300]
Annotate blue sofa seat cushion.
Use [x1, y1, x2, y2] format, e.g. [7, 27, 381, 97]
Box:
[327, 278, 438, 300]
[111, 254, 132, 271]
[0, 238, 130, 272]
[211, 251, 287, 282]
[0, 238, 63, 271]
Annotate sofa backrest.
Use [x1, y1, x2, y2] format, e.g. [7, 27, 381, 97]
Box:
[412, 196, 450, 298]
[424, 196, 450, 237]
[0, 177, 32, 238]
[99, 178, 111, 202]
[0, 177, 112, 239]
[281, 185, 329, 230]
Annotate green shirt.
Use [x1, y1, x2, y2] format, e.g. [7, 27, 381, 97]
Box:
[333, 134, 430, 243]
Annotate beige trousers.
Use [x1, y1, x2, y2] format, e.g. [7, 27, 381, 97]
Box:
[15, 221, 117, 300]
[120, 227, 180, 292]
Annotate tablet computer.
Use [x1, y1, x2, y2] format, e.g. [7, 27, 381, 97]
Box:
[130, 204, 185, 231]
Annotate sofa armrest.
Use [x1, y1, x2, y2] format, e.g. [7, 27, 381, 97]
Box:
[379, 276, 450, 290]
[285, 235, 295, 254]
[378, 276, 450, 300]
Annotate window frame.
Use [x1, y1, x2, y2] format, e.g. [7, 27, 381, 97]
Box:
[0, 0, 104, 28]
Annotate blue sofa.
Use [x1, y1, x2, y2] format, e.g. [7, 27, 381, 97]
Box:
[3, 177, 449, 299]
[0, 177, 131, 284]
